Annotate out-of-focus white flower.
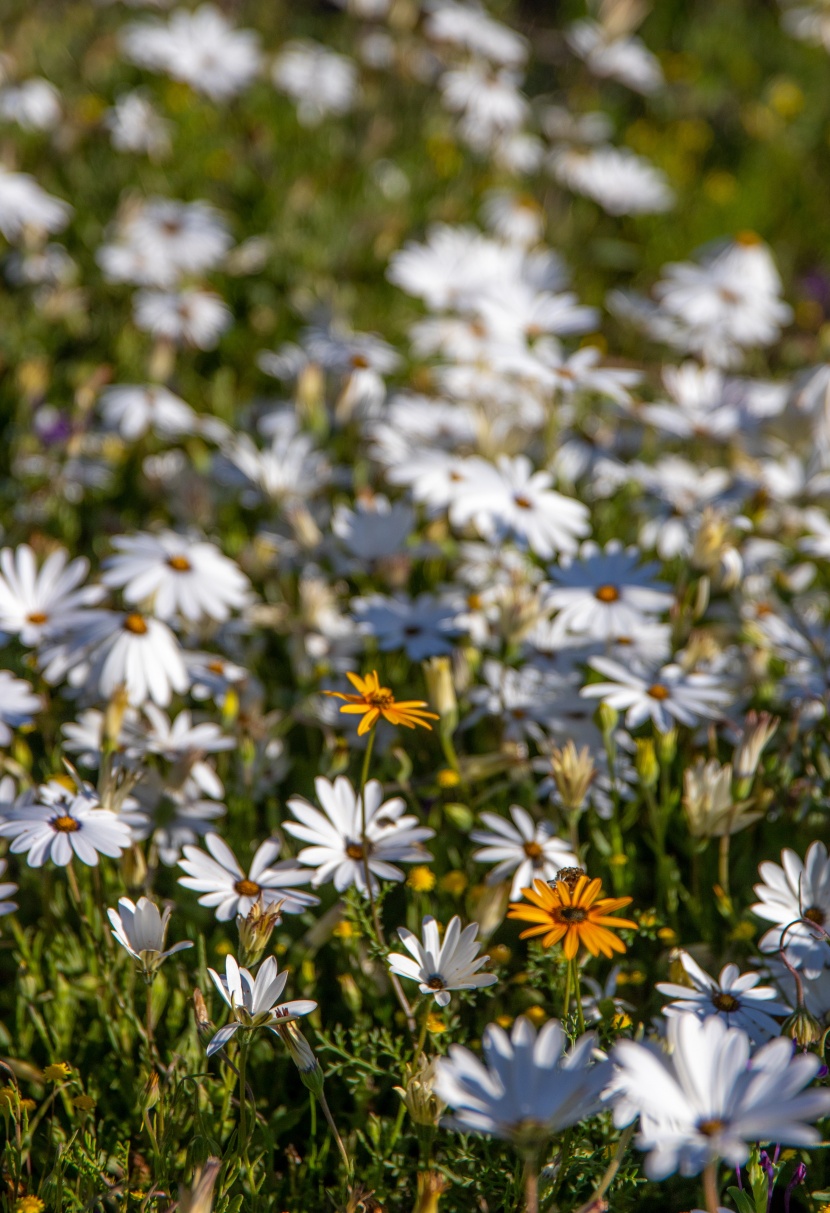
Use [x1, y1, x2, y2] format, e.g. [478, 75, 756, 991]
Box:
[104, 91, 171, 157]
[99, 384, 199, 440]
[132, 288, 232, 348]
[753, 841, 830, 976]
[121, 5, 262, 101]
[0, 78, 61, 130]
[0, 166, 71, 241]
[272, 41, 358, 125]
[0, 544, 104, 646]
[550, 146, 674, 215]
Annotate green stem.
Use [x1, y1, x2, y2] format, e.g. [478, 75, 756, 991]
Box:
[562, 959, 572, 1021]
[718, 833, 730, 900]
[571, 959, 585, 1036]
[523, 1155, 539, 1213]
[318, 1086, 352, 1174]
[572, 1123, 635, 1213]
[237, 1041, 255, 1190]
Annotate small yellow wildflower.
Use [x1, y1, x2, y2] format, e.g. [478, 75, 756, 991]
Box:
[407, 866, 436, 893]
[495, 1014, 514, 1029]
[15, 1197, 45, 1213]
[0, 1086, 17, 1112]
[488, 944, 511, 965]
[324, 670, 438, 736]
[333, 920, 355, 939]
[43, 1063, 71, 1082]
[658, 927, 679, 945]
[441, 871, 468, 896]
[731, 920, 756, 943]
[437, 768, 461, 788]
[426, 1013, 447, 1034]
[638, 911, 658, 929]
[524, 1005, 546, 1026]
[72, 1095, 95, 1112]
[612, 1012, 633, 1030]
[19, 1099, 35, 1114]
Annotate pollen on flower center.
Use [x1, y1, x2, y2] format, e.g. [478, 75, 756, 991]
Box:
[513, 495, 533, 510]
[697, 1117, 726, 1137]
[26, 611, 48, 624]
[124, 613, 148, 635]
[523, 841, 544, 860]
[235, 879, 261, 897]
[53, 815, 80, 833]
[168, 554, 192, 572]
[366, 688, 395, 708]
[557, 906, 588, 924]
[804, 906, 826, 926]
[647, 683, 670, 700]
[712, 992, 740, 1012]
[350, 353, 369, 369]
[594, 584, 620, 603]
[426, 974, 446, 990]
[346, 842, 368, 860]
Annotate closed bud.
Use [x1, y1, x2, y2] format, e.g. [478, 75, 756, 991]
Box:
[179, 1157, 221, 1213]
[733, 710, 779, 795]
[422, 657, 458, 734]
[548, 741, 595, 812]
[414, 1170, 449, 1213]
[144, 1071, 160, 1111]
[635, 739, 659, 788]
[237, 897, 283, 968]
[193, 988, 212, 1041]
[337, 972, 363, 1013]
[394, 1055, 445, 1128]
[120, 843, 148, 891]
[782, 1005, 822, 1047]
[597, 702, 618, 736]
[104, 685, 129, 749]
[656, 727, 677, 767]
[691, 507, 731, 573]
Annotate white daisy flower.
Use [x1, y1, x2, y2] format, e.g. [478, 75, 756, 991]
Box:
[435, 1016, 612, 1146]
[612, 1013, 830, 1179]
[272, 41, 358, 126]
[580, 657, 732, 733]
[353, 592, 461, 661]
[178, 833, 319, 921]
[133, 288, 232, 349]
[0, 858, 18, 917]
[102, 531, 250, 624]
[0, 79, 61, 131]
[752, 841, 830, 976]
[284, 775, 434, 897]
[450, 456, 590, 559]
[108, 896, 193, 977]
[388, 915, 497, 1007]
[98, 197, 231, 289]
[0, 165, 71, 241]
[0, 671, 42, 743]
[550, 146, 674, 215]
[99, 384, 199, 441]
[206, 954, 316, 1057]
[104, 91, 171, 157]
[543, 541, 673, 645]
[0, 543, 104, 646]
[121, 5, 262, 102]
[471, 806, 578, 900]
[656, 951, 790, 1043]
[0, 782, 131, 867]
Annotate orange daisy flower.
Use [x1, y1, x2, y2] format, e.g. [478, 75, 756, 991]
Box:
[508, 872, 637, 960]
[324, 670, 439, 737]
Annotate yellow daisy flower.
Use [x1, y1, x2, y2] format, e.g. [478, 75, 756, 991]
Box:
[324, 670, 438, 736]
[508, 873, 637, 959]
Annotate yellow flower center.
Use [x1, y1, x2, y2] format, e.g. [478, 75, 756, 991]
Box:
[647, 683, 670, 700]
[697, 1117, 725, 1137]
[124, 613, 148, 635]
[26, 611, 48, 624]
[513, 495, 533, 510]
[235, 879, 261, 898]
[53, 815, 79, 833]
[346, 843, 367, 860]
[168, 554, 191, 572]
[366, 688, 394, 709]
[523, 841, 544, 860]
[594, 584, 620, 603]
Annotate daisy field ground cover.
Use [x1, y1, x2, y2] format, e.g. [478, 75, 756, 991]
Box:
[8, 0, 830, 1210]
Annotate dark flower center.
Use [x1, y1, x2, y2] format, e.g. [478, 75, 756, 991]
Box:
[697, 1117, 725, 1137]
[426, 975, 445, 990]
[513, 495, 533, 510]
[523, 841, 543, 860]
[804, 906, 826, 926]
[557, 906, 588, 924]
[647, 683, 669, 700]
[712, 992, 740, 1013]
[168, 554, 191, 572]
[346, 842, 367, 861]
[53, 815, 79, 833]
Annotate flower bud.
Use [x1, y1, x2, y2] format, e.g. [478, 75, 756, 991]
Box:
[103, 685, 130, 750]
[394, 1055, 445, 1128]
[597, 702, 618, 736]
[548, 741, 595, 812]
[237, 897, 283, 968]
[635, 739, 659, 789]
[733, 710, 779, 795]
[179, 1157, 221, 1213]
[782, 1005, 823, 1047]
[414, 1171, 448, 1213]
[144, 1071, 160, 1110]
[422, 656, 458, 734]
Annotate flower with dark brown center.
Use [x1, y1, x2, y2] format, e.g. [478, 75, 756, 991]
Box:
[711, 992, 740, 1013]
[647, 683, 670, 700]
[168, 554, 191, 573]
[235, 879, 261, 898]
[594, 584, 620, 603]
[509, 873, 636, 959]
[53, 815, 80, 833]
